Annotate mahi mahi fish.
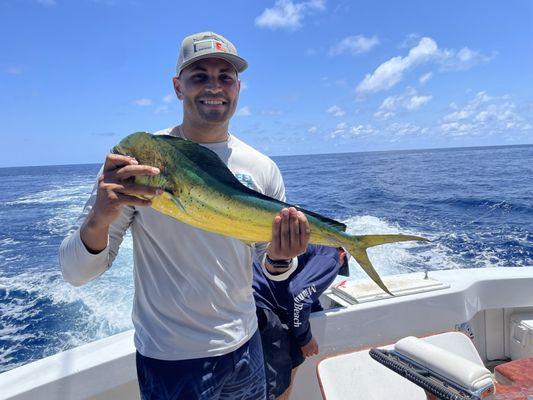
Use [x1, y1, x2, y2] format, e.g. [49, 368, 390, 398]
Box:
[113, 132, 428, 295]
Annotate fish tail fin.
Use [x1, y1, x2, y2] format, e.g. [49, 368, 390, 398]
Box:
[344, 234, 429, 296]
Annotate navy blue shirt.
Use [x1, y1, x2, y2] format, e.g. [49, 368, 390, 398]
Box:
[252, 245, 341, 347]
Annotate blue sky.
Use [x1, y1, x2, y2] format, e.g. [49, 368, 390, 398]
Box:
[1, 0, 532, 167]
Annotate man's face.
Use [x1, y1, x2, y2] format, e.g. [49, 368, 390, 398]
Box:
[174, 58, 240, 125]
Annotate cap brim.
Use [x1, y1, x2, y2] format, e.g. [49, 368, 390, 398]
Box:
[177, 53, 248, 76]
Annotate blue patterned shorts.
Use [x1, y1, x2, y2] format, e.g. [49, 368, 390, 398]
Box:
[136, 330, 266, 400]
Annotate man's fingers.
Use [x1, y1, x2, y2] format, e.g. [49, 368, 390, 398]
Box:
[103, 154, 138, 171]
[110, 164, 160, 181]
[270, 214, 282, 251]
[279, 208, 290, 254]
[103, 183, 163, 197]
[114, 193, 152, 207]
[297, 211, 310, 249]
[289, 207, 300, 249]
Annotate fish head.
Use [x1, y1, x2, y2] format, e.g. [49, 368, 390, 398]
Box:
[113, 132, 176, 172]
[112, 132, 178, 193]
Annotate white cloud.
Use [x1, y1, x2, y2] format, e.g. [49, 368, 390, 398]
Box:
[373, 110, 395, 120]
[255, 0, 325, 31]
[134, 98, 153, 106]
[349, 124, 376, 137]
[240, 81, 248, 91]
[356, 37, 438, 94]
[438, 47, 496, 71]
[439, 92, 531, 136]
[374, 87, 432, 118]
[162, 94, 174, 103]
[308, 126, 318, 133]
[419, 72, 433, 85]
[406, 95, 432, 110]
[442, 91, 491, 122]
[386, 122, 426, 137]
[326, 105, 346, 117]
[357, 37, 494, 94]
[329, 35, 379, 56]
[329, 122, 376, 139]
[399, 33, 421, 49]
[236, 106, 252, 117]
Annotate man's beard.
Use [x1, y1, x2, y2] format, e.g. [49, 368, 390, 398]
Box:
[197, 106, 231, 122]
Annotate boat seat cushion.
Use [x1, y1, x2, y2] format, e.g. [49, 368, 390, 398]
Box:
[317, 332, 492, 400]
[394, 335, 494, 392]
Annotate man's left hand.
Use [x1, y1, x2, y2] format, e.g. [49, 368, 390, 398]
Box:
[301, 337, 319, 358]
[266, 207, 310, 261]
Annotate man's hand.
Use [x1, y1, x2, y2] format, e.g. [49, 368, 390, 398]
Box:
[266, 207, 310, 262]
[81, 154, 161, 253]
[301, 337, 319, 358]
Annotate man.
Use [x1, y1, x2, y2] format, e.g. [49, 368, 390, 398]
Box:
[59, 31, 309, 400]
[253, 245, 349, 400]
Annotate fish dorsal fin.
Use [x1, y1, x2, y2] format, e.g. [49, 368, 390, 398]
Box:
[156, 135, 247, 188]
[155, 135, 347, 233]
[295, 207, 347, 232]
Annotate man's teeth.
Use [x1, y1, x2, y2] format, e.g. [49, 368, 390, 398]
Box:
[202, 100, 224, 105]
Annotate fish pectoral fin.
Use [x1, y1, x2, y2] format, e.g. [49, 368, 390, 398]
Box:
[170, 196, 186, 212]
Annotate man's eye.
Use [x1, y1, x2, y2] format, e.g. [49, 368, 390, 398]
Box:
[192, 74, 207, 82]
[221, 75, 235, 82]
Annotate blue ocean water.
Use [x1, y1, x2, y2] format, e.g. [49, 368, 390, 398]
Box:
[0, 145, 532, 373]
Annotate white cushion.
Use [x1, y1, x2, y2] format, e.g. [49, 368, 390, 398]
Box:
[394, 336, 494, 392]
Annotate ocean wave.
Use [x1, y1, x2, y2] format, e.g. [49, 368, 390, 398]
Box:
[341, 215, 440, 279]
[5, 183, 93, 206]
[435, 197, 531, 215]
[337, 214, 527, 280]
[0, 235, 135, 373]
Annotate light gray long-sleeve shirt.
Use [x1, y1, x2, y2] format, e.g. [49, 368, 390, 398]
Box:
[59, 129, 286, 360]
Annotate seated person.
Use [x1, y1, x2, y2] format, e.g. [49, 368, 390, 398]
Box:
[253, 244, 349, 400]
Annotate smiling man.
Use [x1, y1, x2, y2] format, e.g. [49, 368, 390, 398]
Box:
[59, 31, 309, 400]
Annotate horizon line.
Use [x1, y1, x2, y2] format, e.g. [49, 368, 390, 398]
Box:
[1, 142, 532, 169]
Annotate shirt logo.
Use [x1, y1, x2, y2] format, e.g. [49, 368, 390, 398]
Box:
[293, 285, 317, 327]
[235, 173, 255, 189]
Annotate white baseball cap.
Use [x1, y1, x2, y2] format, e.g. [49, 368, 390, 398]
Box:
[176, 31, 248, 76]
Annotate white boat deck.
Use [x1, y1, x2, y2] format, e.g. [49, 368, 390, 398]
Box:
[0, 267, 531, 399]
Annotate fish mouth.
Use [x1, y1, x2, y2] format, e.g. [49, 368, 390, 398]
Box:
[112, 145, 127, 156]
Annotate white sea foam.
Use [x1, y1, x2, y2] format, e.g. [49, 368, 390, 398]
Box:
[341, 215, 460, 280]
[0, 232, 135, 371]
[0, 238, 21, 247]
[6, 183, 93, 206]
[47, 234, 135, 335]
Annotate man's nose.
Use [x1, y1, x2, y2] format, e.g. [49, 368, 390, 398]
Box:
[205, 76, 223, 92]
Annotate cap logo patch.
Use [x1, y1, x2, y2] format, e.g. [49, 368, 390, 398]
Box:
[193, 39, 228, 53]
[215, 42, 227, 52]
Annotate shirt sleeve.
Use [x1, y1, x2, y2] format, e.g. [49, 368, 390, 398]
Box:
[288, 252, 340, 346]
[59, 169, 134, 286]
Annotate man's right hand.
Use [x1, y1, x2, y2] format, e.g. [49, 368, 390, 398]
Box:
[80, 154, 162, 253]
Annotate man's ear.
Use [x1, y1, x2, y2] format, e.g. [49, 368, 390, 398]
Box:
[173, 77, 183, 100]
